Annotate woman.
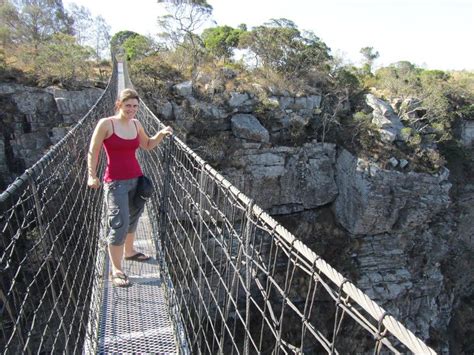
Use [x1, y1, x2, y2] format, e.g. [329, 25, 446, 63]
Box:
[87, 88, 173, 287]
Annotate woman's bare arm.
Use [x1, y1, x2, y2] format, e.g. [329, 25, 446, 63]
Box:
[87, 118, 110, 188]
[136, 120, 173, 151]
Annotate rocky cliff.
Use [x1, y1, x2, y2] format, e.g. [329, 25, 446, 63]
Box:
[143, 75, 473, 353]
[0, 83, 103, 188]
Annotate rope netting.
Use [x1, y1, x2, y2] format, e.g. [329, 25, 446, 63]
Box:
[134, 98, 436, 353]
[0, 62, 117, 354]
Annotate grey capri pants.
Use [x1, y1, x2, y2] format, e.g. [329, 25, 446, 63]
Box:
[105, 178, 145, 245]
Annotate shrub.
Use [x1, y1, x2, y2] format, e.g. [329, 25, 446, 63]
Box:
[400, 127, 413, 142]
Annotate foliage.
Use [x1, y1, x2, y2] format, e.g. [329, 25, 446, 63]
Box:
[374, 61, 422, 97]
[201, 25, 244, 60]
[332, 67, 361, 94]
[110, 30, 141, 55]
[0, 0, 106, 85]
[12, 0, 74, 52]
[157, 0, 213, 70]
[35, 33, 94, 86]
[129, 54, 182, 92]
[372, 61, 474, 146]
[359, 46, 379, 74]
[0, 0, 20, 46]
[239, 18, 331, 78]
[122, 34, 157, 61]
[157, 0, 212, 7]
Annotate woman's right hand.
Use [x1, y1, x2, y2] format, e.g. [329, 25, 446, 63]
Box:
[88, 175, 100, 189]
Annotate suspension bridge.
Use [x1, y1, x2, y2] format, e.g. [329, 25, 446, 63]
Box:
[0, 59, 437, 354]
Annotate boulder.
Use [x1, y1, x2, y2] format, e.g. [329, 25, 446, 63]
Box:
[228, 92, 256, 112]
[461, 120, 474, 147]
[174, 81, 193, 97]
[231, 114, 269, 142]
[366, 94, 404, 143]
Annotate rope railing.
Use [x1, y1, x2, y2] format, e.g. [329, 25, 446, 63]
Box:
[133, 83, 437, 354]
[0, 61, 118, 354]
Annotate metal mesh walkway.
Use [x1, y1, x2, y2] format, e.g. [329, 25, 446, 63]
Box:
[97, 211, 179, 354]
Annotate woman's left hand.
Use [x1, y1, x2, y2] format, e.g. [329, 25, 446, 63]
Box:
[161, 126, 173, 137]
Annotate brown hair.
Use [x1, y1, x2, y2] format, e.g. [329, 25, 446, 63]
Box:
[115, 88, 140, 110]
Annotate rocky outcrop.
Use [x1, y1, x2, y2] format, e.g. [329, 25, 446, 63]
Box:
[4, 75, 464, 350]
[174, 80, 193, 97]
[224, 142, 337, 215]
[334, 149, 451, 235]
[461, 119, 474, 147]
[354, 228, 451, 346]
[45, 86, 103, 124]
[0, 83, 103, 187]
[231, 114, 269, 142]
[366, 93, 405, 143]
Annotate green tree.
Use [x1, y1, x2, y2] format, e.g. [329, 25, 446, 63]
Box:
[157, 0, 213, 70]
[375, 61, 421, 97]
[110, 30, 140, 56]
[0, 0, 20, 47]
[201, 25, 243, 60]
[360, 46, 379, 73]
[35, 32, 93, 86]
[122, 34, 156, 61]
[239, 18, 331, 77]
[14, 0, 74, 53]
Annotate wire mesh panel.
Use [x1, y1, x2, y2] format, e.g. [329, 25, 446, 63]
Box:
[0, 62, 118, 354]
[132, 94, 437, 353]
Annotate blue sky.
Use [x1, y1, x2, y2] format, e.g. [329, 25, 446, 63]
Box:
[63, 0, 473, 71]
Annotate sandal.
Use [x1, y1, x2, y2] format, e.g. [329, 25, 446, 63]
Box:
[111, 273, 131, 287]
[124, 252, 151, 262]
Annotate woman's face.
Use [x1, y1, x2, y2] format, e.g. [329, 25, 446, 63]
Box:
[119, 98, 139, 119]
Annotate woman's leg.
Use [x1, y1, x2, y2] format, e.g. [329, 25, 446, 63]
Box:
[124, 181, 149, 260]
[105, 180, 131, 283]
[124, 232, 136, 256]
[109, 244, 125, 275]
[124, 232, 151, 260]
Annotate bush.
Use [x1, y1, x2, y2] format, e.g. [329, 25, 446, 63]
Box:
[400, 127, 413, 142]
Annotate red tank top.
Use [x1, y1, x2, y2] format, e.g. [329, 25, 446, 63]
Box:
[103, 119, 143, 182]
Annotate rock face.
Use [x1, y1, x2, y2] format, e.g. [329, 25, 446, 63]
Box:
[333, 149, 451, 235]
[224, 143, 338, 215]
[231, 114, 269, 142]
[46, 86, 104, 124]
[0, 83, 103, 187]
[366, 93, 405, 143]
[354, 228, 451, 345]
[461, 119, 474, 147]
[156, 81, 465, 351]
